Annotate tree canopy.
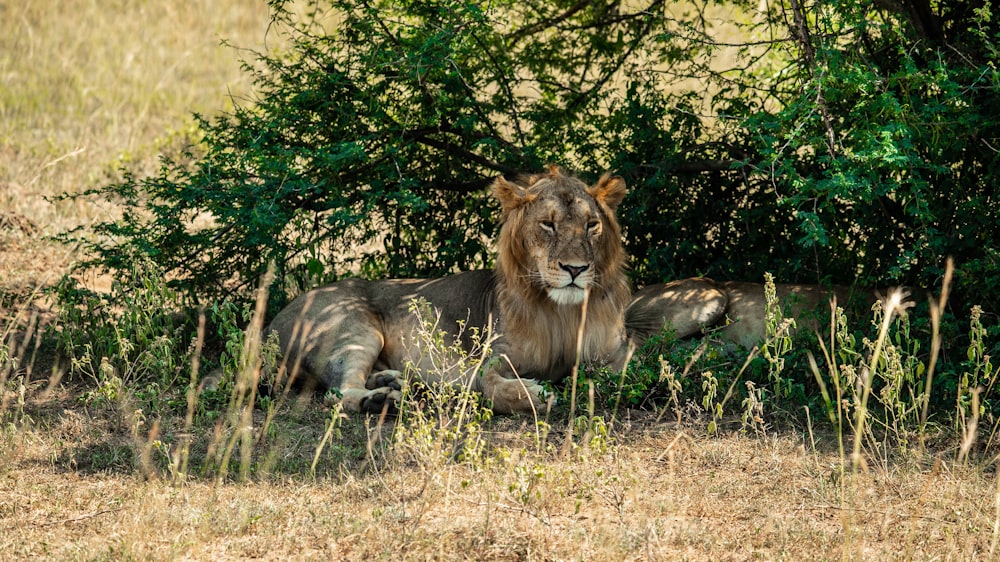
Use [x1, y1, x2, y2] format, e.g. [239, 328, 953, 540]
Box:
[66, 0, 1000, 315]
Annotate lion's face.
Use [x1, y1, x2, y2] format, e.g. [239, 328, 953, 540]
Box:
[522, 183, 607, 305]
[493, 167, 626, 306]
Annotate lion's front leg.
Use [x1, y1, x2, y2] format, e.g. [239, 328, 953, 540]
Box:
[310, 337, 403, 415]
[476, 360, 551, 415]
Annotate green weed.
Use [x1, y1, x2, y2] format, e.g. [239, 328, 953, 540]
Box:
[390, 298, 497, 470]
[958, 305, 997, 461]
[54, 260, 189, 413]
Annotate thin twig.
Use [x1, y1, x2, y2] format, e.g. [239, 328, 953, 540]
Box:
[34, 507, 125, 528]
[787, 0, 838, 158]
[803, 504, 954, 524]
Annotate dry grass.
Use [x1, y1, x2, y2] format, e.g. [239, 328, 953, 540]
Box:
[1, 1, 998, 560]
[0, 0, 272, 291]
[1, 398, 996, 560]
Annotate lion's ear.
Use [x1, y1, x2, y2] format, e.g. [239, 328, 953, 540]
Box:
[492, 176, 536, 215]
[587, 173, 626, 211]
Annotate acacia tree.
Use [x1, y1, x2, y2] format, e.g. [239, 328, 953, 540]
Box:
[65, 0, 1000, 317]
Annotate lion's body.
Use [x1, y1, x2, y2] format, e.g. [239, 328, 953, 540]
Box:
[267, 167, 631, 414]
[628, 278, 872, 348]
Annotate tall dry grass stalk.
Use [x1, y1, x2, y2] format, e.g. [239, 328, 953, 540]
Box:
[170, 310, 206, 485]
[919, 259, 953, 441]
[562, 287, 591, 456]
[993, 472, 1000, 557]
[849, 286, 911, 470]
[206, 267, 275, 482]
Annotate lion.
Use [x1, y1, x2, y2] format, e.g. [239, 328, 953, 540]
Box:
[627, 277, 877, 348]
[267, 166, 632, 415]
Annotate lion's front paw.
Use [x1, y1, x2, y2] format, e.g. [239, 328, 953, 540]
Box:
[358, 386, 402, 415]
[366, 369, 403, 392]
[488, 377, 552, 415]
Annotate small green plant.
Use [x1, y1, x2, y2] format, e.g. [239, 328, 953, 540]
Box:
[701, 370, 722, 436]
[54, 259, 190, 415]
[508, 461, 549, 515]
[867, 299, 925, 451]
[572, 412, 612, 457]
[592, 463, 635, 525]
[390, 298, 498, 470]
[653, 355, 684, 426]
[311, 402, 347, 477]
[591, 329, 678, 409]
[567, 377, 614, 457]
[0, 359, 29, 427]
[593, 327, 724, 415]
[740, 381, 767, 436]
[958, 305, 997, 460]
[0, 330, 14, 416]
[761, 272, 796, 400]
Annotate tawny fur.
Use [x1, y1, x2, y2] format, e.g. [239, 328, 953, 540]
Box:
[627, 278, 880, 348]
[267, 166, 632, 415]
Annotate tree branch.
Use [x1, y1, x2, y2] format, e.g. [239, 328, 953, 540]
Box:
[788, 0, 838, 159]
[402, 130, 519, 176]
[567, 4, 662, 111]
[640, 159, 744, 175]
[506, 0, 594, 46]
[873, 0, 942, 41]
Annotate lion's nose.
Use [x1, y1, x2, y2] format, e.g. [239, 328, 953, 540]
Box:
[560, 263, 589, 280]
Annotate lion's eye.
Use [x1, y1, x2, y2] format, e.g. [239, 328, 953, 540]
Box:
[587, 221, 600, 234]
[540, 220, 556, 232]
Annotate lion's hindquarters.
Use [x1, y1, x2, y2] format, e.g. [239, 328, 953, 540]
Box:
[268, 273, 503, 413]
[626, 279, 861, 349]
[312, 330, 392, 412]
[719, 282, 856, 347]
[626, 278, 729, 345]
